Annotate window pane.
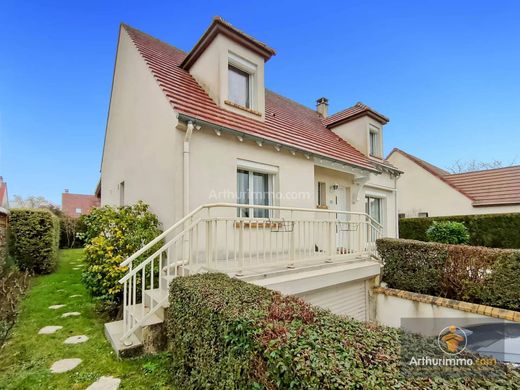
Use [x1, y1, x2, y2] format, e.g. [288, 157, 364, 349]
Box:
[252, 172, 269, 218]
[237, 169, 249, 217]
[228, 65, 249, 107]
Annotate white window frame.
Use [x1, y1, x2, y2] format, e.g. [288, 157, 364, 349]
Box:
[317, 181, 327, 208]
[368, 125, 382, 158]
[364, 191, 386, 238]
[228, 52, 257, 109]
[75, 208, 82, 214]
[237, 159, 278, 218]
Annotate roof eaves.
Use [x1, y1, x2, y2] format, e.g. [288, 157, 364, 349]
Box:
[181, 16, 276, 70]
[177, 112, 380, 174]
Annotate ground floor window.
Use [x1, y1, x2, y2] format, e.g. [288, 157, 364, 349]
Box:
[237, 169, 272, 218]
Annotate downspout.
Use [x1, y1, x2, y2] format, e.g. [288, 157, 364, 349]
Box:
[394, 175, 399, 238]
[183, 121, 195, 216]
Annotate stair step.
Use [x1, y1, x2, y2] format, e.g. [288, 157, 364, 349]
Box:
[127, 303, 163, 326]
[104, 320, 143, 358]
[144, 288, 169, 308]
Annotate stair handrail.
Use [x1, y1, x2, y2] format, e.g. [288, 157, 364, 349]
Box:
[118, 217, 202, 284]
[119, 204, 206, 267]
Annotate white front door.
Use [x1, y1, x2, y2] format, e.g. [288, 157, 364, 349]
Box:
[331, 187, 350, 250]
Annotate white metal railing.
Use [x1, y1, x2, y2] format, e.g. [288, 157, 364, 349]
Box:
[118, 203, 383, 342]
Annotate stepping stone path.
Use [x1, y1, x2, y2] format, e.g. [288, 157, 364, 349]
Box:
[64, 335, 89, 344]
[50, 358, 82, 373]
[38, 326, 63, 334]
[62, 312, 81, 318]
[86, 376, 121, 390]
[49, 304, 66, 310]
[70, 294, 82, 298]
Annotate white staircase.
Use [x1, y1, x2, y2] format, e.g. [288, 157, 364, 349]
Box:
[104, 203, 383, 356]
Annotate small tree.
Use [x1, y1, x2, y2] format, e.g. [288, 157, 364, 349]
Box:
[426, 221, 470, 245]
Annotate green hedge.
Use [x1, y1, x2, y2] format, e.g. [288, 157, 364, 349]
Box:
[167, 273, 518, 389]
[8, 209, 60, 274]
[378, 238, 520, 310]
[399, 213, 520, 248]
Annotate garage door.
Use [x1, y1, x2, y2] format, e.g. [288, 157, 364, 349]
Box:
[297, 280, 368, 321]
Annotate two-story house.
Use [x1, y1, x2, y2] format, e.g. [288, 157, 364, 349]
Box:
[100, 17, 401, 354]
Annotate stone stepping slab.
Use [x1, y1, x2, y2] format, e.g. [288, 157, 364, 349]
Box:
[64, 335, 89, 344]
[50, 358, 82, 373]
[38, 326, 63, 335]
[86, 376, 121, 390]
[62, 312, 81, 318]
[49, 304, 66, 310]
[70, 294, 82, 298]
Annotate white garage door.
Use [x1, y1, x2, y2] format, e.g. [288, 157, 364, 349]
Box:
[297, 280, 368, 321]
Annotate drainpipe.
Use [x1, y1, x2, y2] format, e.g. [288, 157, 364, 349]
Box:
[394, 175, 399, 238]
[183, 121, 195, 216]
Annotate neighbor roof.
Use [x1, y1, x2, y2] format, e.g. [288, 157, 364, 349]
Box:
[122, 23, 396, 173]
[0, 177, 7, 208]
[444, 166, 520, 207]
[62, 193, 100, 218]
[389, 148, 520, 207]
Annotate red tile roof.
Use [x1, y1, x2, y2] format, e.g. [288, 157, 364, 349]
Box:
[0, 177, 7, 208]
[122, 24, 395, 173]
[389, 148, 520, 207]
[323, 102, 389, 127]
[444, 166, 520, 206]
[62, 193, 100, 217]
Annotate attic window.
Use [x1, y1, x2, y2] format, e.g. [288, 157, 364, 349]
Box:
[369, 128, 381, 157]
[228, 65, 250, 108]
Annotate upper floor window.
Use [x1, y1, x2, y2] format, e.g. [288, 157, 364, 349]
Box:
[228, 65, 250, 108]
[75, 208, 82, 214]
[227, 52, 257, 110]
[369, 129, 380, 157]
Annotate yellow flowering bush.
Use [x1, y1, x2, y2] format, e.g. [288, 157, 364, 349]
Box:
[81, 202, 162, 315]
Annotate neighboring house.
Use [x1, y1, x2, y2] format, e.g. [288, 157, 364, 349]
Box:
[100, 17, 401, 354]
[387, 148, 520, 217]
[0, 177, 8, 210]
[61, 190, 100, 217]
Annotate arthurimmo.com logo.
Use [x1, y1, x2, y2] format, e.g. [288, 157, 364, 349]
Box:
[437, 325, 467, 355]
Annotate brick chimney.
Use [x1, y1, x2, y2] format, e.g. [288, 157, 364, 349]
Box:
[316, 97, 328, 118]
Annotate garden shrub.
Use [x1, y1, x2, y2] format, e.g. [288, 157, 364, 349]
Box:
[426, 220, 470, 244]
[378, 238, 520, 311]
[8, 209, 60, 274]
[81, 201, 162, 314]
[0, 266, 29, 347]
[399, 213, 520, 248]
[167, 273, 519, 389]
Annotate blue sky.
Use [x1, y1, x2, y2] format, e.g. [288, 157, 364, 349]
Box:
[1, 0, 519, 204]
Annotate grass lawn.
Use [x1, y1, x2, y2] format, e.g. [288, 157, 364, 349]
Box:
[0, 249, 172, 389]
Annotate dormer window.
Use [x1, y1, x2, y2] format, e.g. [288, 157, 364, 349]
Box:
[369, 127, 381, 158]
[228, 65, 250, 108]
[227, 52, 257, 111]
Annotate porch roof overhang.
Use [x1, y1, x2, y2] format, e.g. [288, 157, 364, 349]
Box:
[177, 113, 385, 176]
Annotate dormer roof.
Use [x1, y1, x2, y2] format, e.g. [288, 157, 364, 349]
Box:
[323, 102, 389, 127]
[180, 16, 276, 70]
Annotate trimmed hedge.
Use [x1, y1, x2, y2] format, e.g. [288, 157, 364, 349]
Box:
[8, 209, 60, 274]
[167, 273, 519, 389]
[399, 213, 520, 248]
[378, 238, 520, 311]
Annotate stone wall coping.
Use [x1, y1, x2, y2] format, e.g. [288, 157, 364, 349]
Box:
[373, 286, 520, 323]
